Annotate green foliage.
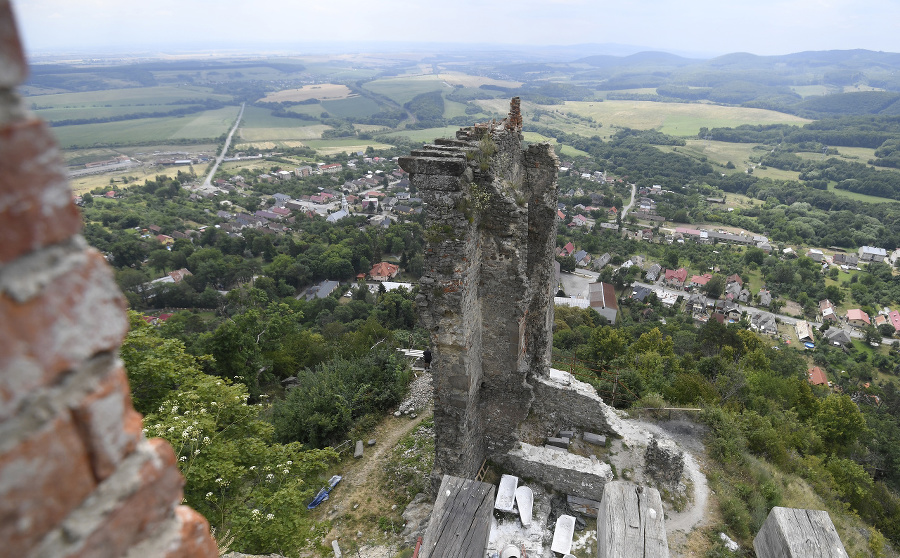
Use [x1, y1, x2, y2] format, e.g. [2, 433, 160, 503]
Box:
[271, 348, 409, 447]
[123, 313, 336, 557]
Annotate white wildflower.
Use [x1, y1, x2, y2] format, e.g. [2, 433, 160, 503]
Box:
[283, 469, 289, 474]
[286, 460, 292, 465]
[194, 449, 201, 455]
[203, 437, 210, 445]
[179, 456, 187, 462]
[266, 473, 275, 481]
[205, 492, 213, 500]
[266, 513, 274, 520]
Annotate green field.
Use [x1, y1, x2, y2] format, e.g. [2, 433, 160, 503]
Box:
[381, 126, 462, 143]
[241, 106, 320, 129]
[302, 138, 392, 155]
[50, 106, 240, 148]
[362, 76, 449, 105]
[522, 132, 590, 158]
[26, 85, 231, 109]
[321, 96, 382, 118]
[826, 182, 900, 204]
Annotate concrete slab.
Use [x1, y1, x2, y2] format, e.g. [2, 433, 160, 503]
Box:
[495, 474, 518, 513]
[515, 486, 533, 527]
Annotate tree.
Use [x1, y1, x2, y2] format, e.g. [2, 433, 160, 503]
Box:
[703, 275, 725, 300]
[816, 393, 867, 453]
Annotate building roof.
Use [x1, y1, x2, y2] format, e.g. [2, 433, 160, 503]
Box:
[665, 268, 688, 283]
[726, 273, 743, 286]
[808, 367, 828, 386]
[846, 309, 870, 324]
[690, 273, 712, 286]
[589, 282, 619, 311]
[890, 311, 900, 331]
[370, 261, 399, 278]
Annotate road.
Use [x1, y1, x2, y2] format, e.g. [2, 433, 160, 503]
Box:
[620, 182, 637, 220]
[203, 102, 244, 187]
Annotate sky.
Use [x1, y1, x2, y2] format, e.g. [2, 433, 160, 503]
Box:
[12, 0, 900, 58]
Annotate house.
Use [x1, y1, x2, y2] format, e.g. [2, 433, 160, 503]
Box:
[557, 209, 566, 221]
[824, 327, 851, 347]
[369, 262, 400, 282]
[758, 289, 772, 307]
[156, 234, 174, 246]
[688, 293, 709, 315]
[594, 253, 612, 270]
[589, 282, 619, 323]
[808, 366, 828, 386]
[257, 173, 274, 183]
[750, 312, 777, 335]
[689, 273, 712, 289]
[890, 310, 900, 332]
[833, 253, 859, 266]
[795, 321, 814, 343]
[859, 246, 888, 263]
[645, 263, 662, 282]
[631, 285, 653, 302]
[573, 250, 591, 267]
[782, 247, 797, 259]
[303, 280, 340, 301]
[148, 225, 161, 234]
[806, 249, 824, 262]
[819, 299, 838, 323]
[726, 274, 743, 286]
[168, 268, 192, 283]
[846, 309, 871, 328]
[320, 163, 343, 174]
[273, 193, 291, 206]
[326, 209, 349, 223]
[664, 268, 688, 289]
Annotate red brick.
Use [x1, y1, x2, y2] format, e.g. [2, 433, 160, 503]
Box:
[0, 412, 96, 556]
[162, 506, 219, 558]
[72, 363, 144, 481]
[0, 250, 128, 421]
[0, 118, 82, 264]
[73, 439, 185, 558]
[0, 1, 27, 89]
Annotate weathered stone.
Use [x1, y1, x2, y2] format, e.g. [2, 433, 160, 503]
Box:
[644, 436, 684, 485]
[546, 436, 570, 449]
[584, 432, 607, 447]
[567, 494, 601, 518]
[498, 443, 612, 501]
[558, 429, 575, 439]
[367, 439, 376, 446]
[354, 440, 363, 459]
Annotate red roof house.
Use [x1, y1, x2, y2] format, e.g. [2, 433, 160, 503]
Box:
[846, 309, 871, 327]
[808, 366, 828, 386]
[369, 262, 400, 282]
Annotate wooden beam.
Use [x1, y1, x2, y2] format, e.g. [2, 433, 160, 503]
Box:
[420, 475, 495, 558]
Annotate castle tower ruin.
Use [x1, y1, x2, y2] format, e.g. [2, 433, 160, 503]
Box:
[399, 99, 560, 481]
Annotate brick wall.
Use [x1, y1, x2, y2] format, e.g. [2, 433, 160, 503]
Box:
[0, 2, 218, 556]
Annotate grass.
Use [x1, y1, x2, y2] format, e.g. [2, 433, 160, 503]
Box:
[238, 125, 331, 142]
[434, 72, 521, 88]
[826, 182, 900, 204]
[303, 139, 392, 155]
[50, 106, 240, 148]
[239, 105, 320, 129]
[69, 166, 189, 195]
[381, 126, 462, 143]
[259, 84, 352, 103]
[362, 75, 448, 105]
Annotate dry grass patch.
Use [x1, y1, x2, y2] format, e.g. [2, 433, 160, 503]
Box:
[261, 84, 353, 103]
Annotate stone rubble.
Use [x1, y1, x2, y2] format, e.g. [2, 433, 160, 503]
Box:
[397, 371, 433, 414]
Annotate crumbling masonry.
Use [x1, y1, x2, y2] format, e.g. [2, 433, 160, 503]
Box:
[0, 4, 218, 556]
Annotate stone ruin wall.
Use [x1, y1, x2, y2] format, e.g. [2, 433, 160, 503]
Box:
[399, 100, 560, 482]
[0, 3, 218, 556]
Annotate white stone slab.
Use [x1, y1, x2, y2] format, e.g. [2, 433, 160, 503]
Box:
[551, 514, 576, 554]
[495, 474, 518, 512]
[515, 486, 533, 527]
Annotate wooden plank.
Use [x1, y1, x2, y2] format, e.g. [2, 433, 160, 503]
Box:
[597, 481, 669, 558]
[420, 475, 495, 558]
[754, 507, 848, 558]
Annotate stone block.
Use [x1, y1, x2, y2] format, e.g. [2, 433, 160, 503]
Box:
[399, 155, 467, 178]
[499, 443, 612, 501]
[367, 439, 376, 446]
[547, 436, 570, 449]
[584, 432, 607, 447]
[0, 245, 128, 421]
[645, 436, 684, 485]
[0, 411, 96, 556]
[354, 440, 363, 458]
[543, 444, 566, 452]
[72, 362, 144, 481]
[0, 118, 83, 263]
[558, 429, 575, 439]
[0, 1, 27, 89]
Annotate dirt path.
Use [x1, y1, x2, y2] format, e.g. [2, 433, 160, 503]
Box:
[315, 408, 433, 552]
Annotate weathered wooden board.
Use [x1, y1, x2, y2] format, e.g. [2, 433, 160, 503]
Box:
[597, 481, 669, 558]
[420, 475, 495, 558]
[753, 507, 848, 558]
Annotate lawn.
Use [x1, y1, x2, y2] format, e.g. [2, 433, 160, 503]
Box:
[826, 182, 900, 204]
[522, 132, 590, 158]
[240, 106, 321, 129]
[362, 76, 449, 105]
[50, 106, 240, 148]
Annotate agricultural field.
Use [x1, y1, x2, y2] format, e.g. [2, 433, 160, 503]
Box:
[826, 182, 900, 204]
[362, 75, 449, 105]
[27, 85, 231, 109]
[68, 165, 195, 195]
[558, 100, 811, 137]
[522, 132, 590, 158]
[260, 84, 352, 103]
[320, 96, 382, 118]
[49, 106, 240, 148]
[434, 72, 521, 89]
[237, 125, 331, 142]
[302, 138, 392, 155]
[380, 126, 462, 143]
